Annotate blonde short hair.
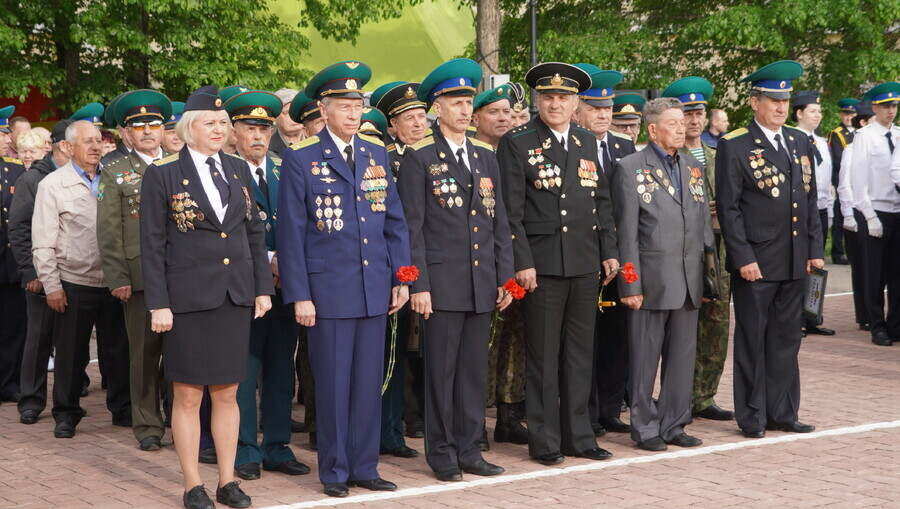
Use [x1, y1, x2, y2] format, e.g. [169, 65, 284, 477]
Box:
[17, 129, 47, 152]
[175, 110, 232, 147]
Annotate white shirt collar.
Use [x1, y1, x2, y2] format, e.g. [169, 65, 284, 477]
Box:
[133, 147, 163, 167]
[444, 135, 469, 170]
[325, 126, 354, 160]
[247, 160, 266, 182]
[551, 126, 570, 147]
[187, 146, 221, 173]
[597, 132, 609, 147]
[754, 119, 785, 149]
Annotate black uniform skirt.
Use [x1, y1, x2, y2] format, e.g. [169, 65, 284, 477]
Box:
[163, 298, 251, 385]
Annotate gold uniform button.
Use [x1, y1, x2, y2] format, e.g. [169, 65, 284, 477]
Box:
[592, 209, 596, 214]
[471, 210, 476, 216]
[561, 193, 566, 199]
[223, 258, 230, 265]
[562, 226, 568, 233]
[364, 260, 369, 266]
[361, 217, 366, 222]
[363, 238, 368, 244]
[357, 196, 361, 202]
[793, 231, 798, 236]
[474, 260, 479, 267]
[793, 217, 798, 222]
[473, 227, 478, 233]
[474, 244, 479, 250]
[561, 210, 567, 216]
[793, 203, 798, 208]
[592, 225, 597, 231]
[221, 232, 227, 238]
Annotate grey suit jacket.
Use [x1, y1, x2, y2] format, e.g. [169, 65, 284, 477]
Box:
[611, 145, 714, 310]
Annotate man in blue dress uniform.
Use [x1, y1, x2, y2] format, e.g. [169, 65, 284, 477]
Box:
[223, 89, 312, 481]
[277, 61, 411, 498]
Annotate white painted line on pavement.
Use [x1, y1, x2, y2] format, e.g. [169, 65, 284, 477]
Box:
[259, 419, 900, 508]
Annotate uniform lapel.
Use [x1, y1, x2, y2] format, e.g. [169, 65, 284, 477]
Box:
[783, 129, 803, 184]
[222, 153, 250, 228]
[533, 120, 562, 195]
[645, 145, 681, 204]
[560, 129, 583, 193]
[354, 137, 373, 189]
[318, 130, 355, 186]
[178, 147, 223, 230]
[266, 155, 279, 217]
[464, 138, 481, 196]
[433, 127, 473, 189]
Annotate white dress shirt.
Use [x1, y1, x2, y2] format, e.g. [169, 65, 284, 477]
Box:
[246, 159, 276, 263]
[134, 147, 163, 167]
[550, 126, 570, 150]
[797, 127, 834, 216]
[325, 127, 355, 167]
[837, 143, 855, 219]
[850, 122, 900, 217]
[188, 147, 228, 223]
[754, 120, 785, 151]
[596, 132, 610, 172]
[445, 135, 470, 171]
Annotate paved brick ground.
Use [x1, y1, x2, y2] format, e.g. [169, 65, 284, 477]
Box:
[1, 292, 898, 508]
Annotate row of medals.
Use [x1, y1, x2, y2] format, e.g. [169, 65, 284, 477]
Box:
[479, 178, 496, 218]
[535, 164, 563, 189]
[171, 193, 204, 232]
[751, 154, 785, 197]
[579, 162, 599, 188]
[363, 163, 388, 212]
[315, 195, 343, 233]
[433, 177, 464, 208]
[635, 169, 668, 203]
[128, 194, 140, 219]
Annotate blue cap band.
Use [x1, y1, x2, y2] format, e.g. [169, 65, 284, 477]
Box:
[752, 79, 792, 92]
[580, 88, 615, 100]
[677, 93, 706, 104]
[430, 77, 475, 102]
[871, 91, 900, 104]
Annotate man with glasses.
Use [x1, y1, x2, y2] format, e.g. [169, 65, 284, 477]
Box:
[610, 92, 646, 144]
[97, 89, 173, 450]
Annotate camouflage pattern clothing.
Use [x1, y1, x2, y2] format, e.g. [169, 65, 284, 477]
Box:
[486, 300, 526, 407]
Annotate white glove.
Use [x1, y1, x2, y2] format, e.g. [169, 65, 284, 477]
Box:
[843, 216, 858, 233]
[867, 216, 884, 238]
[828, 217, 834, 230]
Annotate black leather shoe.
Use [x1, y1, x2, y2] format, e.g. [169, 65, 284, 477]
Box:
[766, 421, 815, 433]
[859, 323, 871, 331]
[54, 421, 75, 439]
[434, 465, 463, 482]
[575, 447, 613, 460]
[461, 459, 505, 476]
[324, 483, 349, 497]
[693, 405, 735, 421]
[494, 421, 529, 443]
[382, 445, 419, 458]
[805, 326, 835, 336]
[348, 478, 397, 491]
[599, 417, 630, 433]
[638, 436, 667, 451]
[591, 423, 608, 436]
[405, 420, 424, 439]
[666, 433, 702, 447]
[832, 254, 850, 265]
[215, 480, 250, 508]
[112, 415, 133, 427]
[741, 429, 765, 438]
[183, 485, 214, 509]
[290, 418, 304, 433]
[872, 332, 893, 346]
[20, 409, 39, 425]
[309, 431, 318, 451]
[476, 426, 490, 451]
[198, 447, 217, 464]
[139, 436, 162, 451]
[265, 459, 311, 475]
[536, 451, 565, 465]
[81, 383, 89, 397]
[235, 463, 260, 480]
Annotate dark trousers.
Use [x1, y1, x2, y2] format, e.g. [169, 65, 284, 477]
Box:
[423, 310, 490, 471]
[589, 281, 628, 424]
[124, 291, 165, 441]
[850, 209, 872, 326]
[627, 301, 698, 443]
[863, 210, 900, 338]
[236, 297, 299, 468]
[380, 307, 408, 452]
[804, 208, 829, 329]
[0, 283, 27, 399]
[524, 274, 598, 457]
[731, 276, 804, 432]
[403, 353, 425, 429]
[832, 201, 846, 258]
[295, 327, 316, 432]
[200, 387, 214, 450]
[17, 290, 55, 414]
[52, 281, 130, 426]
[308, 315, 386, 484]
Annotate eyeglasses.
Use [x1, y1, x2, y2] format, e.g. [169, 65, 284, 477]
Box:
[611, 123, 641, 132]
[129, 121, 164, 130]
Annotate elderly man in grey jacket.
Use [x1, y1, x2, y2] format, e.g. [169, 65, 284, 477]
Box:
[611, 97, 715, 452]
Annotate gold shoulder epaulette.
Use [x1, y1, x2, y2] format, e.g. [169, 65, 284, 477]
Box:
[2, 156, 22, 164]
[609, 130, 631, 140]
[411, 136, 435, 151]
[358, 133, 385, 147]
[386, 143, 397, 153]
[271, 156, 282, 166]
[722, 127, 748, 141]
[291, 135, 320, 151]
[154, 153, 179, 166]
[470, 138, 493, 151]
[225, 152, 244, 160]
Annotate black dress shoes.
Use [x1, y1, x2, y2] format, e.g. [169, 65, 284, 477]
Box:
[183, 485, 215, 509]
[434, 465, 463, 482]
[591, 423, 608, 436]
[382, 444, 419, 458]
[54, 421, 75, 439]
[494, 420, 529, 444]
[599, 417, 630, 433]
[693, 405, 735, 421]
[741, 429, 766, 438]
[405, 420, 424, 439]
[766, 421, 815, 433]
[805, 326, 835, 336]
[347, 478, 397, 491]
[112, 415, 133, 427]
[638, 436, 667, 451]
[832, 254, 850, 265]
[139, 436, 162, 451]
[290, 419, 304, 433]
[198, 447, 217, 464]
[215, 481, 250, 508]
[235, 463, 261, 480]
[575, 447, 613, 460]
[265, 459, 311, 475]
[324, 482, 349, 497]
[462, 459, 505, 476]
[666, 433, 702, 448]
[536, 451, 565, 465]
[872, 332, 893, 346]
[20, 409, 39, 424]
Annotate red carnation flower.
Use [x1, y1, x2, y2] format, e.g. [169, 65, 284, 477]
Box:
[396, 266, 420, 284]
[621, 262, 639, 284]
[503, 278, 527, 300]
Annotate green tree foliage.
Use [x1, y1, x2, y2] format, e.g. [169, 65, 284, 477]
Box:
[299, 0, 426, 44]
[0, 0, 311, 117]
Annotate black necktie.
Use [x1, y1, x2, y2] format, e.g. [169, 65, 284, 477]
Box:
[207, 157, 229, 206]
[255, 167, 269, 203]
[808, 135, 823, 165]
[887, 131, 895, 154]
[344, 145, 355, 175]
[600, 140, 613, 180]
[559, 136, 566, 151]
[774, 133, 787, 154]
[456, 147, 467, 170]
[666, 154, 682, 200]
